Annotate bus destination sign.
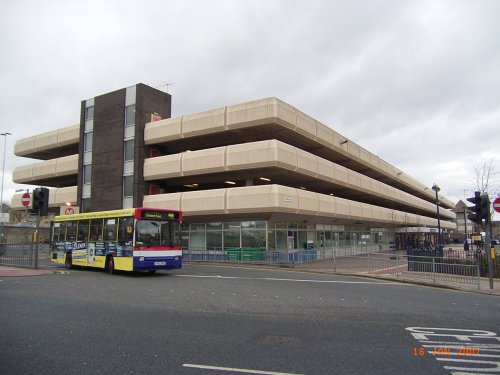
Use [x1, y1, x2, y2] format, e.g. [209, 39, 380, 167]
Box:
[141, 210, 180, 221]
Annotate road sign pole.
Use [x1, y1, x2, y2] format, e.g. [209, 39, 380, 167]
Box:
[34, 208, 40, 269]
[484, 196, 493, 290]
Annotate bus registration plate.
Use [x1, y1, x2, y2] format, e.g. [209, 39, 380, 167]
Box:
[154, 261, 166, 266]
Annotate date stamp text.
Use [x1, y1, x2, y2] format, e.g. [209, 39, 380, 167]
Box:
[413, 347, 481, 357]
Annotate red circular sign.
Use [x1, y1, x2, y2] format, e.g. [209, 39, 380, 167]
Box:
[493, 196, 500, 214]
[21, 193, 30, 207]
[65, 207, 74, 215]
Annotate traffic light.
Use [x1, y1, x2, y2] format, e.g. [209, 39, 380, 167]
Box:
[467, 191, 490, 225]
[32, 187, 49, 216]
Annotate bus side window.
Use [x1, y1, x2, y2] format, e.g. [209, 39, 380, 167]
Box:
[118, 217, 134, 243]
[66, 221, 77, 241]
[52, 223, 60, 241]
[59, 222, 67, 241]
[77, 220, 90, 241]
[89, 219, 103, 241]
[104, 218, 117, 241]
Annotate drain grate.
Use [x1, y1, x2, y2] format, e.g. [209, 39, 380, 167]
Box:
[260, 335, 302, 347]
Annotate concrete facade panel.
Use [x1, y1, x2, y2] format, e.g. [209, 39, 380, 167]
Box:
[226, 97, 277, 129]
[34, 130, 59, 151]
[361, 205, 373, 219]
[272, 185, 299, 213]
[359, 175, 372, 193]
[55, 155, 78, 176]
[275, 99, 296, 130]
[143, 192, 182, 211]
[144, 154, 182, 180]
[370, 206, 384, 222]
[181, 189, 226, 215]
[144, 117, 182, 145]
[296, 149, 317, 177]
[182, 108, 225, 137]
[295, 110, 317, 140]
[274, 141, 298, 169]
[348, 170, 360, 188]
[226, 140, 276, 170]
[349, 201, 362, 219]
[333, 197, 351, 218]
[53, 186, 77, 206]
[12, 165, 33, 183]
[347, 141, 361, 160]
[331, 130, 345, 149]
[317, 193, 335, 216]
[317, 157, 334, 181]
[334, 165, 349, 186]
[315, 122, 334, 148]
[182, 146, 226, 175]
[226, 185, 273, 213]
[297, 190, 319, 215]
[360, 148, 371, 164]
[33, 159, 57, 179]
[58, 124, 80, 146]
[14, 137, 35, 156]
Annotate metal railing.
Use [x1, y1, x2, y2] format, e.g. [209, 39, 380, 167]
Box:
[403, 257, 479, 286]
[182, 245, 381, 264]
[0, 243, 50, 268]
[327, 253, 480, 289]
[183, 248, 481, 289]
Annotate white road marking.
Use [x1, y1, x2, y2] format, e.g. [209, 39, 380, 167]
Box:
[182, 363, 305, 375]
[407, 327, 500, 374]
[174, 274, 397, 285]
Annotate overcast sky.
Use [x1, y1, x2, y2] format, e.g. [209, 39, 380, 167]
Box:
[1, 0, 499, 216]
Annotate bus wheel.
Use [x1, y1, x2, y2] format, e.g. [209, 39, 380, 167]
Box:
[106, 256, 115, 274]
[65, 253, 73, 269]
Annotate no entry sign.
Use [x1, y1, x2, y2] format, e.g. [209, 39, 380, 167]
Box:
[493, 196, 500, 214]
[21, 193, 30, 207]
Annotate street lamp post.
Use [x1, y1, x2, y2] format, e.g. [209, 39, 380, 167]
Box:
[432, 183, 441, 248]
[0, 132, 12, 237]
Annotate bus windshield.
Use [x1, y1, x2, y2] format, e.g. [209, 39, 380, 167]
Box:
[135, 219, 181, 247]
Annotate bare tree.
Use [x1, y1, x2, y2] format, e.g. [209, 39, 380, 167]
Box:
[473, 158, 499, 198]
[472, 158, 497, 290]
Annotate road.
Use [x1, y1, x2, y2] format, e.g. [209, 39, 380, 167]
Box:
[1, 263, 499, 375]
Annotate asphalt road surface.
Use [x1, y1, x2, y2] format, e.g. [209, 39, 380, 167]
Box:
[1, 264, 499, 375]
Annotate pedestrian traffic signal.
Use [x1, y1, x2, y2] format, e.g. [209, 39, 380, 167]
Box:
[466, 191, 490, 225]
[32, 187, 49, 216]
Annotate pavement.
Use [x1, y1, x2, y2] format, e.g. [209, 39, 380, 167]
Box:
[0, 265, 54, 277]
[1, 257, 499, 296]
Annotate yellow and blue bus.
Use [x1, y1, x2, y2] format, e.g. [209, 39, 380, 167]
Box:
[50, 208, 182, 274]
